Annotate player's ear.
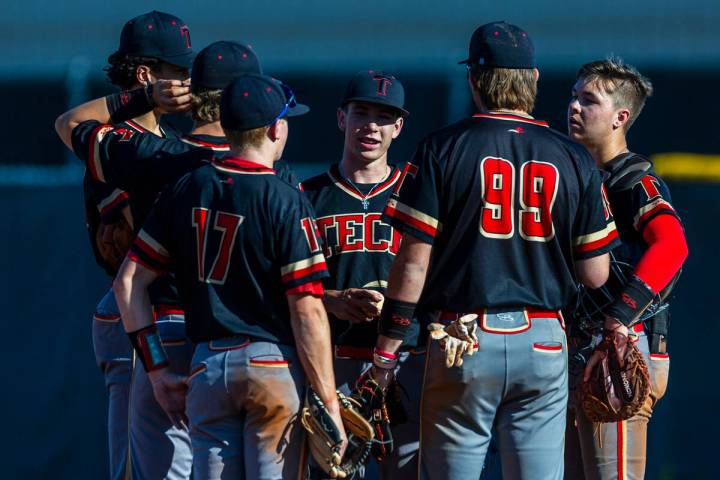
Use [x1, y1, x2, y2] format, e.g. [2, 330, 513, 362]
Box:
[613, 108, 631, 130]
[392, 116, 404, 139]
[533, 68, 540, 82]
[136, 65, 153, 87]
[337, 107, 346, 132]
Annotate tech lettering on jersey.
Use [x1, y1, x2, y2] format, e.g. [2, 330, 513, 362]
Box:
[315, 212, 401, 258]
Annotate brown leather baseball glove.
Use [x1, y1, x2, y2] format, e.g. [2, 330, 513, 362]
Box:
[580, 329, 651, 423]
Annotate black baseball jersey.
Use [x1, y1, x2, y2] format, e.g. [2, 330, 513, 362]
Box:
[383, 112, 621, 312]
[303, 164, 422, 347]
[128, 156, 328, 344]
[83, 172, 129, 276]
[601, 153, 680, 267]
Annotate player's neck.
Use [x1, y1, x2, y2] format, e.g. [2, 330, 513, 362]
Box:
[228, 145, 275, 169]
[132, 111, 163, 137]
[486, 108, 533, 119]
[588, 137, 629, 167]
[192, 120, 225, 138]
[339, 155, 390, 184]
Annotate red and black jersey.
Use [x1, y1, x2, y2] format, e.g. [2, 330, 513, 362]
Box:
[303, 164, 421, 347]
[601, 153, 681, 266]
[383, 112, 620, 312]
[128, 156, 328, 344]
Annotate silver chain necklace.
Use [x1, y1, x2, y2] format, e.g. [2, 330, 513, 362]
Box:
[340, 164, 391, 211]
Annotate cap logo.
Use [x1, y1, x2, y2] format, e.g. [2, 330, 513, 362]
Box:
[180, 26, 191, 49]
[373, 75, 393, 97]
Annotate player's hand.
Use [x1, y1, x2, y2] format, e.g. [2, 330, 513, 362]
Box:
[148, 368, 189, 431]
[324, 289, 384, 323]
[428, 314, 479, 368]
[152, 79, 192, 114]
[325, 399, 349, 461]
[368, 364, 396, 392]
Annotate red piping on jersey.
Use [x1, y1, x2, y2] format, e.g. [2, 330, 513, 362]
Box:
[384, 202, 438, 237]
[473, 112, 549, 127]
[99, 191, 129, 216]
[634, 214, 688, 293]
[127, 251, 168, 275]
[327, 164, 401, 201]
[132, 237, 171, 265]
[181, 135, 230, 151]
[281, 263, 327, 283]
[213, 156, 276, 174]
[125, 119, 150, 133]
[573, 229, 619, 254]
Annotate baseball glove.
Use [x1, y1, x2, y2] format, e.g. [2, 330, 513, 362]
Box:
[580, 329, 651, 423]
[353, 371, 396, 462]
[95, 219, 133, 271]
[301, 389, 374, 479]
[427, 314, 479, 367]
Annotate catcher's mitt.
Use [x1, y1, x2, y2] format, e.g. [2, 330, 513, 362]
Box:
[301, 389, 374, 479]
[580, 329, 651, 423]
[95, 219, 133, 271]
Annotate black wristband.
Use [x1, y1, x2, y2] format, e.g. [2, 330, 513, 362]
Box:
[128, 324, 169, 372]
[606, 275, 656, 327]
[106, 86, 154, 124]
[378, 298, 416, 340]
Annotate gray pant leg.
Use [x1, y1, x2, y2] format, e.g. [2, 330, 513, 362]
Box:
[93, 289, 132, 480]
[496, 316, 567, 480]
[420, 336, 502, 480]
[571, 334, 670, 480]
[130, 315, 193, 480]
[187, 340, 305, 480]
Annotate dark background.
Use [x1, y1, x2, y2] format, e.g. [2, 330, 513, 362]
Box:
[1, 1, 718, 478]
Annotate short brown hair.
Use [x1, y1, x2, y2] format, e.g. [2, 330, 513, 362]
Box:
[191, 88, 222, 123]
[576, 57, 653, 131]
[469, 66, 537, 113]
[224, 125, 269, 149]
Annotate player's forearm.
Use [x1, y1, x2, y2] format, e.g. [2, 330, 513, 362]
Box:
[55, 97, 112, 150]
[376, 235, 432, 354]
[289, 294, 339, 411]
[113, 259, 156, 333]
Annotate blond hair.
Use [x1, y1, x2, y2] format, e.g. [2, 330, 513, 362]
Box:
[576, 57, 653, 131]
[224, 125, 269, 149]
[191, 88, 223, 123]
[469, 66, 537, 113]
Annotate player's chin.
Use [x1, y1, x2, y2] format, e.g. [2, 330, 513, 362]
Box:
[356, 146, 388, 162]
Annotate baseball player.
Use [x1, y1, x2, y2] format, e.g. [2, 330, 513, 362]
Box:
[564, 58, 688, 480]
[55, 40, 301, 195]
[368, 22, 620, 480]
[53, 10, 194, 480]
[303, 70, 423, 478]
[113, 73, 346, 479]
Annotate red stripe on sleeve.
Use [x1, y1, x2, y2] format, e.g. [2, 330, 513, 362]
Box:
[133, 237, 171, 265]
[573, 229, 619, 254]
[384, 204, 437, 238]
[127, 251, 168, 275]
[99, 192, 129, 216]
[285, 280, 325, 297]
[634, 215, 688, 293]
[281, 262, 327, 284]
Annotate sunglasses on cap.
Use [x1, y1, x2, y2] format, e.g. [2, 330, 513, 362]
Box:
[271, 81, 297, 125]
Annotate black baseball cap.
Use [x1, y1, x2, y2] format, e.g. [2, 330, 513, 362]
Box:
[191, 41, 262, 92]
[459, 21, 535, 69]
[111, 11, 194, 69]
[341, 70, 409, 117]
[220, 74, 309, 131]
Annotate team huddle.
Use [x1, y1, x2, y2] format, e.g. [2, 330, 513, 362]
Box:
[54, 11, 688, 480]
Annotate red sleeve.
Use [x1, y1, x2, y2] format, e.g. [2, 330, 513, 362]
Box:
[285, 280, 324, 297]
[634, 215, 688, 293]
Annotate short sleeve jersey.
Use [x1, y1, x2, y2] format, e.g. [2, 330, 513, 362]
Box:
[128, 156, 328, 344]
[303, 164, 420, 347]
[383, 112, 620, 312]
[602, 153, 681, 266]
